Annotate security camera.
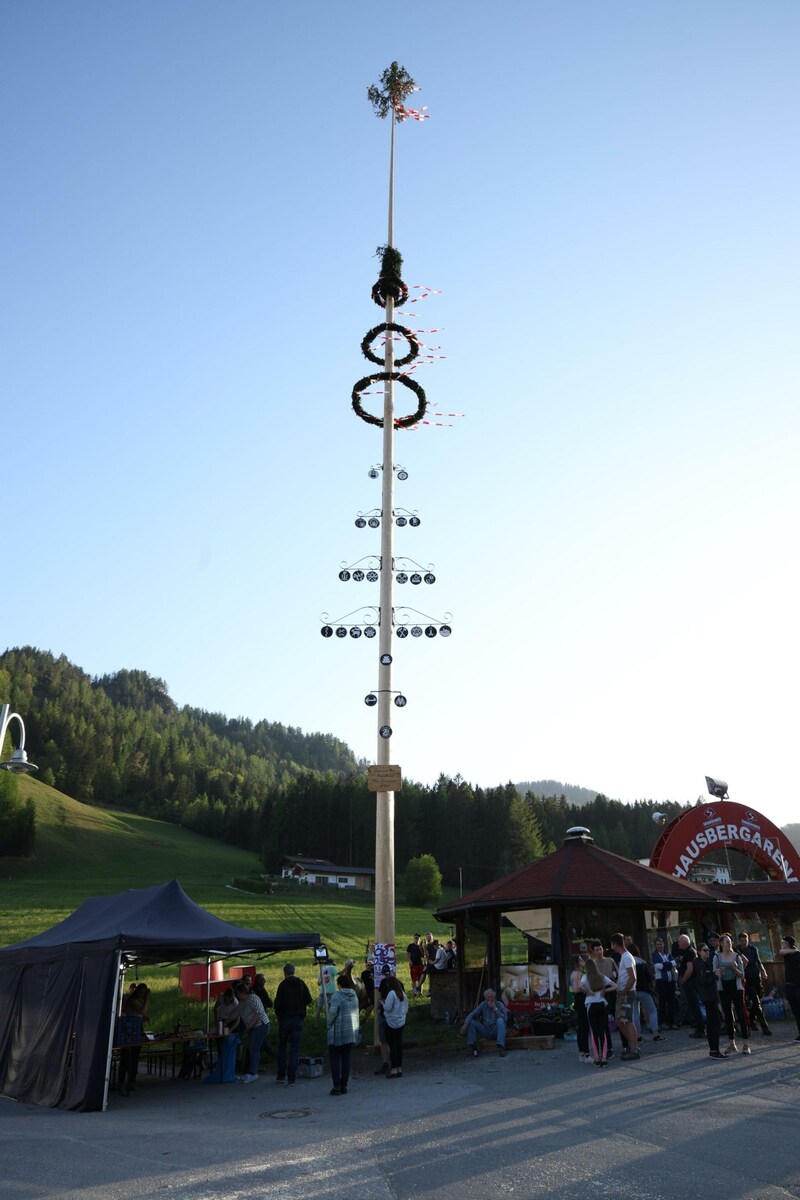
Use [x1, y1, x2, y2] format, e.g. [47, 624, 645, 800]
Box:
[705, 776, 729, 800]
[652, 812, 667, 826]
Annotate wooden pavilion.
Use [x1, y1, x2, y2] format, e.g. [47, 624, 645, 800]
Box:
[433, 827, 800, 1017]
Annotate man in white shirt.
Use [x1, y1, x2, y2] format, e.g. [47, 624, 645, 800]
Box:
[611, 932, 639, 1060]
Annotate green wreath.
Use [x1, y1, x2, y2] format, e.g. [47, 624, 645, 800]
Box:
[352, 372, 428, 429]
[361, 322, 420, 368]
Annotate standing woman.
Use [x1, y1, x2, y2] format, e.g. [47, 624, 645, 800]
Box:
[118, 983, 149, 1096]
[714, 934, 750, 1056]
[569, 955, 590, 1064]
[327, 973, 360, 1096]
[381, 975, 409, 1078]
[204, 987, 241, 1084]
[234, 982, 270, 1082]
[694, 944, 724, 1058]
[581, 943, 616, 1067]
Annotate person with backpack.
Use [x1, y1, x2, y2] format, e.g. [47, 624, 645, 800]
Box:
[630, 945, 662, 1041]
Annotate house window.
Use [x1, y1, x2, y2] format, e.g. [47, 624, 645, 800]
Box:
[338, 877, 349, 885]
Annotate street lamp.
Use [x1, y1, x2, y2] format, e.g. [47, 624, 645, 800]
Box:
[0, 704, 38, 774]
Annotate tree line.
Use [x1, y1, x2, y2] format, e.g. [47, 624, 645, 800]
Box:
[0, 647, 686, 880]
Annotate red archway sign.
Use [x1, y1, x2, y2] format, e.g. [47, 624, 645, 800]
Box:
[650, 801, 800, 883]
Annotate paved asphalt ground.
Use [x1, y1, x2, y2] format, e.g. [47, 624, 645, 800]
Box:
[2, 1022, 800, 1200]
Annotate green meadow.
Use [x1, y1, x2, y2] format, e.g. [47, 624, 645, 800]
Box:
[0, 778, 456, 1052]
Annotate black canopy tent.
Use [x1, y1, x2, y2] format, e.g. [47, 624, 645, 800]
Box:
[0, 879, 321, 1112]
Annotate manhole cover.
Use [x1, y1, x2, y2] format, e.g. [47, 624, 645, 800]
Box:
[260, 1108, 313, 1120]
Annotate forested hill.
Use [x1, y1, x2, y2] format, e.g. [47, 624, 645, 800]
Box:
[516, 780, 601, 807]
[0, 647, 360, 849]
[8, 646, 767, 887]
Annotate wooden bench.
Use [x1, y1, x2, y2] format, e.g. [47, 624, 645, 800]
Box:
[479, 1035, 554, 1052]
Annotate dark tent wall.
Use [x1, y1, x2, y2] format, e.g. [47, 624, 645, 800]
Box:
[0, 955, 117, 1110]
[0, 880, 320, 1112]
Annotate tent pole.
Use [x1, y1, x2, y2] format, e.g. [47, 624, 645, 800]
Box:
[205, 954, 212, 1032]
[101, 951, 124, 1112]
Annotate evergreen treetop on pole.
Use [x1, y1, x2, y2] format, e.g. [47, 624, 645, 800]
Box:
[367, 62, 427, 123]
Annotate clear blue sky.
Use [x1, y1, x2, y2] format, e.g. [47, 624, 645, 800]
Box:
[3, 2, 799, 829]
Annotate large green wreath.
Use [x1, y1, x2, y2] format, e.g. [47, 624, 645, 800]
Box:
[352, 371, 428, 429]
[361, 322, 420, 368]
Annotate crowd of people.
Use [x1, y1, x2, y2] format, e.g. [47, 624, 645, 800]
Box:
[405, 932, 457, 995]
[567, 929, 800, 1067]
[115, 927, 800, 1098]
[202, 954, 414, 1096]
[197, 931, 458, 1095]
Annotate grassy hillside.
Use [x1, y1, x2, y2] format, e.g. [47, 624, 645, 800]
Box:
[0, 779, 453, 1045]
[0, 776, 264, 946]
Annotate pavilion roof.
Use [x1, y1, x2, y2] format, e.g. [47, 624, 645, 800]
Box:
[435, 834, 723, 917]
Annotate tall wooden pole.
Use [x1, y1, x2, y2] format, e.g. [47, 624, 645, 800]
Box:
[374, 110, 397, 969]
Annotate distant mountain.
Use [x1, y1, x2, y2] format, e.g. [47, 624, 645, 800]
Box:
[516, 780, 606, 806]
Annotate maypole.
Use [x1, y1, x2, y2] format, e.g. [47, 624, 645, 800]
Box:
[320, 63, 450, 1020]
[365, 63, 428, 989]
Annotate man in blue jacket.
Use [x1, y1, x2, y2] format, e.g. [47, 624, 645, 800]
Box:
[460, 989, 509, 1058]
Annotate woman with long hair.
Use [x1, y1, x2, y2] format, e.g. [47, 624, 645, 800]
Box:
[569, 955, 590, 1064]
[714, 933, 750, 1056]
[581, 943, 616, 1067]
[380, 974, 409, 1078]
[327, 973, 360, 1095]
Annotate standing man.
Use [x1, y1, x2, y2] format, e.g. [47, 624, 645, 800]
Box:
[421, 939, 448, 994]
[705, 926, 724, 964]
[676, 933, 706, 1038]
[652, 937, 678, 1029]
[273, 962, 313, 1087]
[252, 972, 272, 1011]
[406, 934, 425, 996]
[610, 933, 639, 1060]
[778, 935, 800, 1039]
[737, 932, 771, 1035]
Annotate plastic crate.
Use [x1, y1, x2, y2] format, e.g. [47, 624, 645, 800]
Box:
[297, 1056, 324, 1078]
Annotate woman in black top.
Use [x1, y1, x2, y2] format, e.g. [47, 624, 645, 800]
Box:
[694, 945, 723, 1058]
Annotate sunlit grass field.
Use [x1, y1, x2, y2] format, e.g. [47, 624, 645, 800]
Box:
[0, 778, 458, 1055]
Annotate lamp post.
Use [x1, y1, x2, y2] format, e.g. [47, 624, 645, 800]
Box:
[0, 704, 38, 774]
